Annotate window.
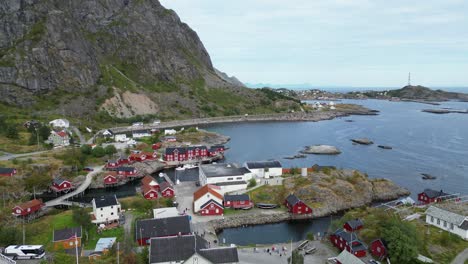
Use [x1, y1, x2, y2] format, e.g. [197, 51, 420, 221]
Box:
[377, 247, 381, 253]
[443, 221, 447, 228]
[431, 216, 434, 222]
[227, 177, 233, 181]
[236, 177, 243, 180]
[111, 212, 114, 215]
[100, 208, 103, 211]
[101, 214, 103, 217]
[69, 242, 74, 246]
[111, 206, 113, 209]
[437, 219, 440, 225]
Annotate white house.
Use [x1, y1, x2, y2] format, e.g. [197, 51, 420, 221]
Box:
[91, 195, 122, 225]
[244, 160, 282, 178]
[193, 185, 223, 213]
[47, 130, 70, 147]
[164, 129, 177, 135]
[132, 122, 144, 127]
[102, 129, 114, 137]
[114, 134, 128, 142]
[49, 118, 70, 128]
[199, 163, 252, 194]
[425, 205, 468, 240]
[132, 129, 151, 138]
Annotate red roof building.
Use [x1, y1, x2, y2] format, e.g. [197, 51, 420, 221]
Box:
[418, 189, 450, 204]
[116, 167, 138, 177]
[343, 219, 364, 232]
[50, 178, 73, 193]
[199, 200, 224, 216]
[370, 239, 388, 260]
[330, 229, 367, 258]
[160, 182, 175, 198]
[142, 185, 158, 200]
[224, 194, 253, 209]
[141, 176, 159, 191]
[193, 185, 224, 215]
[103, 172, 118, 185]
[12, 199, 44, 217]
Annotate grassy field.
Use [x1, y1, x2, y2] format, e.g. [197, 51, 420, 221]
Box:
[247, 185, 285, 205]
[0, 132, 39, 153]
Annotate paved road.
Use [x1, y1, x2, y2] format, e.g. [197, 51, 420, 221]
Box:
[452, 248, 468, 264]
[0, 150, 50, 161]
[71, 126, 86, 145]
[44, 165, 103, 207]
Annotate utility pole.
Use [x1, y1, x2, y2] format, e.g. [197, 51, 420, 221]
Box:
[408, 72, 411, 86]
[35, 127, 40, 151]
[75, 232, 79, 264]
[33, 186, 36, 200]
[117, 242, 120, 264]
[22, 221, 25, 244]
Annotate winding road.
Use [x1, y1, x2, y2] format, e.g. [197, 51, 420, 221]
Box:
[44, 165, 103, 207]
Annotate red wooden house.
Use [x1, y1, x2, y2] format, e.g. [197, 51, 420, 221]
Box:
[118, 156, 130, 165]
[0, 167, 17, 177]
[164, 147, 187, 162]
[208, 145, 225, 156]
[152, 142, 162, 150]
[344, 219, 364, 232]
[141, 175, 159, 191]
[142, 185, 158, 200]
[418, 189, 450, 204]
[105, 160, 120, 169]
[103, 172, 118, 185]
[129, 152, 148, 162]
[187, 146, 208, 160]
[116, 167, 138, 177]
[160, 182, 175, 197]
[200, 200, 224, 216]
[12, 199, 44, 217]
[51, 178, 73, 193]
[370, 239, 388, 259]
[285, 194, 312, 215]
[224, 194, 253, 209]
[330, 229, 367, 257]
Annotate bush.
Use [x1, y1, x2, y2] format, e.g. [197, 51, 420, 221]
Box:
[80, 144, 92, 155]
[105, 145, 117, 155]
[287, 250, 304, 264]
[91, 146, 106, 158]
[247, 178, 257, 188]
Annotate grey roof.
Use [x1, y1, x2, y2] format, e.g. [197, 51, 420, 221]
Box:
[149, 234, 208, 263]
[133, 129, 151, 134]
[336, 250, 366, 264]
[460, 220, 468, 230]
[187, 145, 208, 151]
[94, 195, 118, 208]
[215, 181, 247, 186]
[200, 199, 223, 210]
[200, 163, 250, 178]
[53, 178, 68, 185]
[159, 181, 173, 191]
[422, 189, 449, 199]
[199, 247, 239, 263]
[136, 216, 191, 239]
[345, 219, 363, 230]
[285, 194, 300, 206]
[245, 160, 282, 169]
[0, 167, 15, 174]
[425, 206, 467, 226]
[224, 194, 250, 202]
[53, 226, 82, 241]
[116, 166, 136, 172]
[94, 237, 116, 252]
[165, 147, 186, 154]
[333, 229, 359, 243]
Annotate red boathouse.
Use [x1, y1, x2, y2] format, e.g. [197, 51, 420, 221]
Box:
[285, 194, 312, 215]
[343, 219, 364, 232]
[224, 194, 253, 209]
[12, 199, 44, 217]
[160, 182, 175, 197]
[418, 189, 450, 204]
[0, 167, 17, 177]
[370, 239, 388, 260]
[103, 172, 118, 185]
[330, 229, 367, 257]
[50, 178, 73, 193]
[200, 200, 224, 216]
[142, 185, 158, 200]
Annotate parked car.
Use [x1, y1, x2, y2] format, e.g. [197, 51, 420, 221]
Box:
[83, 167, 94, 172]
[369, 260, 381, 264]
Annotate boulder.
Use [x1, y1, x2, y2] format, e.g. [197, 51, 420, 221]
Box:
[303, 145, 341, 155]
[351, 138, 374, 145]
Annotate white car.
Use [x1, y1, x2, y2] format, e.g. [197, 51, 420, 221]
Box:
[3, 245, 45, 260]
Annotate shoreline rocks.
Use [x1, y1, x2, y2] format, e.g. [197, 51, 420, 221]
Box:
[302, 145, 341, 155]
[351, 138, 374, 145]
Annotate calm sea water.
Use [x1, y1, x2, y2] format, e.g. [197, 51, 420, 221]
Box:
[205, 99, 468, 196]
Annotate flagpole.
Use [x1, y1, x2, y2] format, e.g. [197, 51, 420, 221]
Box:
[75, 232, 79, 264]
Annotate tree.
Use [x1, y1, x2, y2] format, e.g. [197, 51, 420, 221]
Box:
[247, 178, 257, 188]
[138, 246, 149, 264]
[5, 125, 19, 139]
[287, 250, 304, 264]
[105, 145, 117, 155]
[38, 125, 51, 141]
[80, 144, 92, 155]
[382, 218, 419, 264]
[72, 207, 92, 241]
[92, 146, 106, 157]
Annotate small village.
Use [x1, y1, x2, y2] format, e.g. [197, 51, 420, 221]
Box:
[0, 118, 467, 264]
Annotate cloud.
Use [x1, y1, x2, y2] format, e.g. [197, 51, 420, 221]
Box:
[160, 0, 468, 86]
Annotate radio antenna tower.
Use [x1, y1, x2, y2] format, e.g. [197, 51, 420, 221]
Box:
[408, 72, 411, 86]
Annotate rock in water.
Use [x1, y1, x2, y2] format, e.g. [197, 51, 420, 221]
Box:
[351, 138, 374, 145]
[303, 145, 341, 155]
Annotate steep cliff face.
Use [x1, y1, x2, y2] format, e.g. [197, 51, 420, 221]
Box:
[0, 0, 297, 118]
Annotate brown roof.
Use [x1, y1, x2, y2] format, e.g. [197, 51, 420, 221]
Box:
[142, 184, 157, 195]
[193, 185, 223, 201]
[16, 199, 43, 210]
[141, 175, 157, 186]
[160, 181, 173, 191]
[104, 171, 118, 177]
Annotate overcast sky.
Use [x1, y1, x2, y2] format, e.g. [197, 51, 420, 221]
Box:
[160, 0, 468, 88]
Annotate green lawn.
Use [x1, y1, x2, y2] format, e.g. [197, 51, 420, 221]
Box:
[247, 185, 285, 205]
[84, 226, 124, 250]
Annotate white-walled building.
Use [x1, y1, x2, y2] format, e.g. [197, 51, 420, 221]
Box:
[193, 185, 224, 214]
[244, 160, 282, 178]
[114, 134, 128, 142]
[164, 129, 177, 135]
[49, 118, 70, 128]
[132, 129, 151, 138]
[425, 205, 468, 240]
[199, 163, 252, 194]
[91, 195, 122, 225]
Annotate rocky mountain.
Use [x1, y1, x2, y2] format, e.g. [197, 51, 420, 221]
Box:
[214, 68, 245, 87]
[0, 0, 299, 120]
[385, 85, 468, 101]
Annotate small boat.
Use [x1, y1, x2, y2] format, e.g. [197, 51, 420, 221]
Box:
[345, 119, 354, 122]
[183, 164, 198, 169]
[305, 247, 317, 254]
[297, 240, 309, 250]
[256, 203, 278, 209]
[241, 206, 253, 210]
[421, 173, 437, 180]
[284, 156, 295, 160]
[378, 145, 392, 150]
[175, 167, 186, 171]
[294, 154, 307, 159]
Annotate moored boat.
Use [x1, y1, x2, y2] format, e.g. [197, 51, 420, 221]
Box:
[256, 203, 278, 209]
[378, 145, 392, 149]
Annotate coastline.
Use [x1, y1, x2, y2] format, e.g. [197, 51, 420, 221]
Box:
[96, 105, 378, 135]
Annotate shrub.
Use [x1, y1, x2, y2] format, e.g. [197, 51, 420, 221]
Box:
[247, 178, 257, 188]
[91, 146, 106, 158]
